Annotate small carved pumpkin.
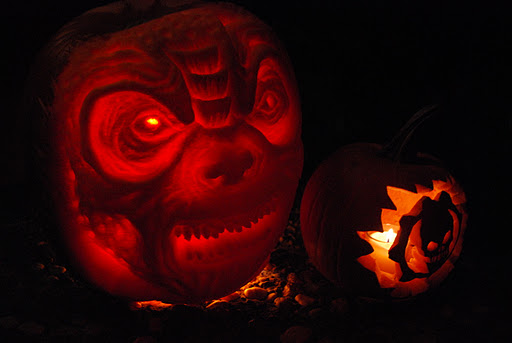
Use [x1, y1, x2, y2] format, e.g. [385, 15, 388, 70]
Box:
[300, 106, 467, 299]
[30, 1, 302, 303]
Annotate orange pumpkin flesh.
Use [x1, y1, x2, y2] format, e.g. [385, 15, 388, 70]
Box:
[300, 108, 467, 299]
[41, 1, 302, 304]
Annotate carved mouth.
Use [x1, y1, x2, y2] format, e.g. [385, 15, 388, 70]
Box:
[168, 195, 282, 266]
[172, 196, 278, 240]
[424, 247, 450, 265]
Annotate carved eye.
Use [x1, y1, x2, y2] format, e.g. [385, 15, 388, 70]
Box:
[125, 110, 182, 150]
[85, 91, 185, 182]
[247, 58, 299, 146]
[255, 89, 287, 123]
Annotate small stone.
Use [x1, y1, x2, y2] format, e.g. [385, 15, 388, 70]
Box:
[50, 265, 67, 274]
[287, 273, 301, 284]
[244, 287, 268, 300]
[295, 294, 315, 306]
[47, 275, 59, 282]
[18, 321, 45, 335]
[282, 284, 294, 297]
[206, 300, 230, 310]
[221, 292, 240, 302]
[267, 292, 278, 302]
[280, 326, 313, 343]
[0, 315, 19, 329]
[33, 263, 45, 270]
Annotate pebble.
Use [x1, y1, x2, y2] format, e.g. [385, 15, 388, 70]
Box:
[49, 265, 67, 274]
[267, 292, 278, 302]
[295, 294, 315, 306]
[33, 263, 45, 270]
[221, 292, 240, 302]
[280, 325, 313, 343]
[206, 300, 230, 310]
[17, 321, 45, 335]
[244, 287, 268, 300]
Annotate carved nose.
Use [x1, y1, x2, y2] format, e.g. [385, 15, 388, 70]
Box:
[205, 150, 254, 185]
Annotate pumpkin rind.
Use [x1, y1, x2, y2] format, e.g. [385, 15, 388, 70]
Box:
[33, 1, 303, 303]
[300, 142, 467, 299]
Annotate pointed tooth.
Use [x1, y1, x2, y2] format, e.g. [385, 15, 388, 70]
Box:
[174, 225, 183, 237]
[193, 227, 201, 240]
[201, 226, 211, 239]
[183, 227, 192, 241]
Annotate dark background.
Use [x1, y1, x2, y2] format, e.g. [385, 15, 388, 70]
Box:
[1, 0, 509, 341]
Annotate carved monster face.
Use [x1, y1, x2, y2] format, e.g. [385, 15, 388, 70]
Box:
[48, 3, 302, 303]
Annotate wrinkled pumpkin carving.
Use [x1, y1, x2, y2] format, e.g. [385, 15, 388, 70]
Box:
[300, 106, 467, 299]
[33, 1, 302, 303]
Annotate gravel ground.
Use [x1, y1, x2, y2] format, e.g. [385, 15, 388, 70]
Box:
[0, 184, 506, 343]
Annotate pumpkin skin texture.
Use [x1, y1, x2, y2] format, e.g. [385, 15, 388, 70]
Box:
[36, 1, 303, 304]
[300, 127, 467, 300]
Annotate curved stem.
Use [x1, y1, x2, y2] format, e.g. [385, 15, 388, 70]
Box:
[379, 104, 440, 162]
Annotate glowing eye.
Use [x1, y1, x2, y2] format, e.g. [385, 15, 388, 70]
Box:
[144, 117, 161, 130]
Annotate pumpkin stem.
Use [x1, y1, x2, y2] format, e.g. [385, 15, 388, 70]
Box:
[380, 104, 440, 162]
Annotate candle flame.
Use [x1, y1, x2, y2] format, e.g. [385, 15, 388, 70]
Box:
[386, 228, 397, 243]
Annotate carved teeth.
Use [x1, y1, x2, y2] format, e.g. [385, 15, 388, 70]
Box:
[171, 196, 279, 240]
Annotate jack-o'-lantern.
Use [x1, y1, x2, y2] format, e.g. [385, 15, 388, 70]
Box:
[300, 106, 467, 299]
[29, 0, 302, 303]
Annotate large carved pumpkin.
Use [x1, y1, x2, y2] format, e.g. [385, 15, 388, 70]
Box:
[30, 0, 302, 303]
[300, 106, 467, 299]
